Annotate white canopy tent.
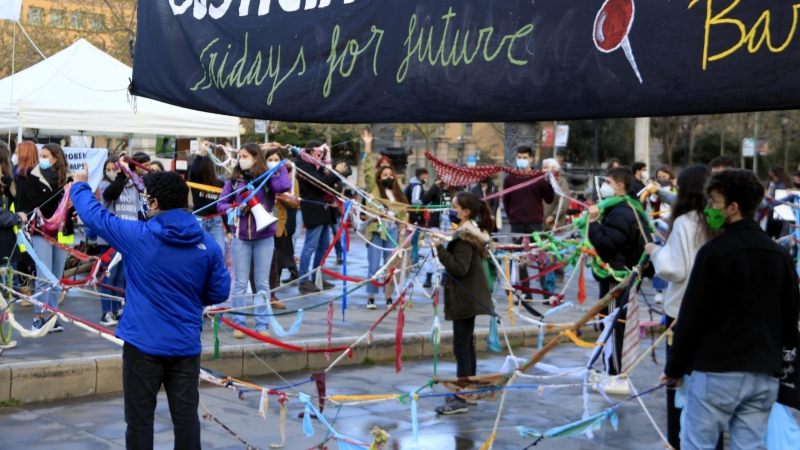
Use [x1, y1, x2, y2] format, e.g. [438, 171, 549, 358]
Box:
[0, 38, 240, 139]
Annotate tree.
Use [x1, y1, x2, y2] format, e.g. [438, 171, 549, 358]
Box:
[0, 0, 138, 78]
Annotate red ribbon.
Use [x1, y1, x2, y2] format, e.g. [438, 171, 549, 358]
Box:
[320, 267, 395, 286]
[216, 314, 352, 354]
[515, 261, 568, 284]
[511, 284, 564, 299]
[395, 304, 405, 374]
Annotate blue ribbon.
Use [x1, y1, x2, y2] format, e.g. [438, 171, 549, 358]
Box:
[488, 318, 502, 352]
[193, 160, 287, 217]
[17, 231, 59, 284]
[341, 200, 352, 321]
[258, 291, 304, 336]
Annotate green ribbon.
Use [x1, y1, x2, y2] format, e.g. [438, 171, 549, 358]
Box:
[213, 315, 220, 360]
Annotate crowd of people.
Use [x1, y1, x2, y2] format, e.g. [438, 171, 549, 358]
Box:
[0, 134, 798, 448]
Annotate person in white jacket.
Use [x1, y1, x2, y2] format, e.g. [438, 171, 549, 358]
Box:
[644, 164, 720, 450]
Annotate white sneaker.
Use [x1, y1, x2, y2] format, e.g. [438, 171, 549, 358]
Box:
[367, 299, 377, 310]
[100, 312, 118, 327]
[590, 370, 630, 396]
[654, 292, 664, 305]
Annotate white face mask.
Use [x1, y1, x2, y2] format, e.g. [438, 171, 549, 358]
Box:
[106, 170, 117, 181]
[640, 171, 650, 181]
[599, 183, 616, 199]
[516, 159, 530, 169]
[239, 158, 254, 171]
[11, 154, 17, 166]
[267, 161, 279, 170]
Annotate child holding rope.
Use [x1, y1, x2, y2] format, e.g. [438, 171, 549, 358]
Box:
[431, 191, 495, 414]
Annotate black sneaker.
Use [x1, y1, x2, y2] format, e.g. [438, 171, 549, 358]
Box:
[50, 320, 64, 333]
[31, 317, 46, 331]
[386, 299, 393, 309]
[435, 396, 468, 415]
[321, 279, 335, 289]
[367, 298, 377, 310]
[100, 311, 119, 327]
[336, 255, 344, 265]
[298, 281, 320, 294]
[423, 274, 433, 288]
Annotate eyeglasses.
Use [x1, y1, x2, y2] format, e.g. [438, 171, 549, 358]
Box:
[707, 198, 726, 208]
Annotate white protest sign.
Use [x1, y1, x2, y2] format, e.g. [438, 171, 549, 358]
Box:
[190, 140, 199, 154]
[555, 125, 570, 147]
[36, 145, 108, 190]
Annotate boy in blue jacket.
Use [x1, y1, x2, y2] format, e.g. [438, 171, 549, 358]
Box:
[70, 165, 230, 450]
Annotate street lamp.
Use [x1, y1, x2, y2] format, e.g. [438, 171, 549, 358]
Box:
[781, 111, 789, 170]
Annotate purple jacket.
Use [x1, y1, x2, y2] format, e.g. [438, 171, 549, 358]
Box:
[217, 166, 291, 240]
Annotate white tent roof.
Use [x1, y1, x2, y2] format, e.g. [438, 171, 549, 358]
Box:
[0, 39, 239, 138]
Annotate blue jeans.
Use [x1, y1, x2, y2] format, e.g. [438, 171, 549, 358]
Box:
[231, 237, 273, 331]
[32, 235, 67, 314]
[299, 224, 329, 282]
[683, 371, 778, 450]
[98, 245, 124, 314]
[200, 216, 226, 253]
[331, 221, 343, 258]
[366, 229, 398, 295]
[292, 210, 303, 251]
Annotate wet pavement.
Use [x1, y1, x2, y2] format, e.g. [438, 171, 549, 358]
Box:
[0, 233, 664, 365]
[0, 344, 676, 449]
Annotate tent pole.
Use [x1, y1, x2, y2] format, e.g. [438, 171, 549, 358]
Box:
[235, 135, 240, 150]
[17, 126, 22, 145]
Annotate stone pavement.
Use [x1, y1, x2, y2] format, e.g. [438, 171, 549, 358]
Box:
[0, 233, 662, 365]
[0, 344, 674, 450]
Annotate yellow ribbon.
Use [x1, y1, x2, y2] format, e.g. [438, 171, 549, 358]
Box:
[186, 181, 223, 193]
[559, 329, 602, 349]
[479, 432, 496, 450]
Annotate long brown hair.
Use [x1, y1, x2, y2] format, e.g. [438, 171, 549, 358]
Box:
[668, 164, 715, 241]
[17, 141, 38, 177]
[770, 165, 792, 189]
[41, 143, 68, 187]
[454, 191, 494, 234]
[230, 143, 267, 181]
[377, 165, 408, 203]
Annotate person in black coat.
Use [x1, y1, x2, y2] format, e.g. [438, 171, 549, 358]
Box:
[587, 167, 651, 376]
[627, 162, 647, 198]
[293, 141, 348, 294]
[661, 169, 800, 448]
[0, 143, 26, 280]
[23, 144, 74, 332]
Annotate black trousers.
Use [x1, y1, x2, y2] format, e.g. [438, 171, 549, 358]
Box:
[598, 280, 624, 376]
[453, 316, 477, 378]
[123, 343, 201, 450]
[510, 222, 544, 295]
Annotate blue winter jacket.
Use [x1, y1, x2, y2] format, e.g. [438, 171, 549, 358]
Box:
[71, 182, 230, 356]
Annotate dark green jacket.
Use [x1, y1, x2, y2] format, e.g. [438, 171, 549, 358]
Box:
[437, 221, 495, 321]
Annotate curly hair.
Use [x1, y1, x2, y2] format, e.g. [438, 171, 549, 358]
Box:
[144, 171, 189, 211]
[706, 169, 765, 219]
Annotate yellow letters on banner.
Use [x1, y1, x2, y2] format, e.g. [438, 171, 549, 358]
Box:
[692, 0, 800, 70]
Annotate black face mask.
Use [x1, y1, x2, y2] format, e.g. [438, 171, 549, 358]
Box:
[658, 179, 671, 187]
[481, 178, 492, 185]
[793, 182, 800, 189]
[419, 178, 427, 185]
[382, 177, 394, 188]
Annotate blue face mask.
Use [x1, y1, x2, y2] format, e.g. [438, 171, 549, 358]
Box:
[448, 209, 460, 224]
[39, 159, 52, 170]
[516, 159, 530, 169]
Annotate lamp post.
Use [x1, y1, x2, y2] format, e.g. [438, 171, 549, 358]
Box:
[781, 111, 789, 170]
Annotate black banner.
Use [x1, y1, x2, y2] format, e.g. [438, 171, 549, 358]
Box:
[130, 0, 800, 123]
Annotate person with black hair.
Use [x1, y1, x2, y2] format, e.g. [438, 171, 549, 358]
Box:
[502, 146, 555, 299]
[768, 165, 792, 198]
[130, 152, 152, 176]
[405, 167, 429, 224]
[709, 155, 735, 172]
[607, 157, 621, 168]
[149, 161, 165, 172]
[188, 148, 225, 251]
[431, 191, 495, 415]
[661, 169, 800, 449]
[95, 156, 140, 327]
[24, 143, 74, 332]
[644, 165, 720, 450]
[294, 140, 348, 294]
[217, 144, 291, 337]
[587, 166, 651, 385]
[629, 162, 647, 197]
[70, 167, 230, 450]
